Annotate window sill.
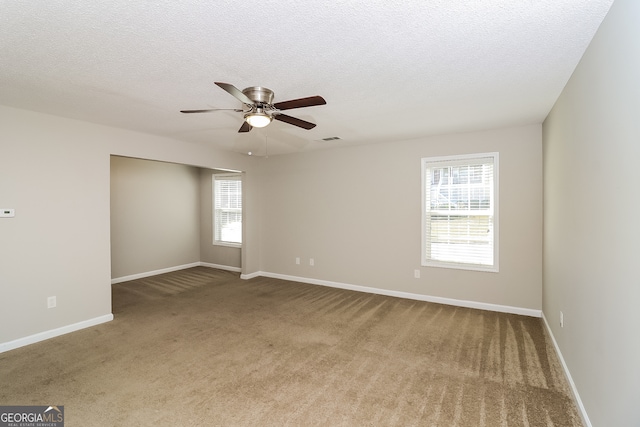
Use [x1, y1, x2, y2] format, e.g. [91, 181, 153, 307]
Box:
[213, 241, 242, 249]
[422, 260, 499, 273]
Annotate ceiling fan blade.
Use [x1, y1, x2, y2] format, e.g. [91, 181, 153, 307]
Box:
[274, 114, 317, 130]
[238, 121, 252, 133]
[180, 108, 243, 113]
[273, 96, 326, 111]
[215, 82, 255, 105]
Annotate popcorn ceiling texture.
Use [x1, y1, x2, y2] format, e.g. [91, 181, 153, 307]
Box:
[0, 1, 614, 155]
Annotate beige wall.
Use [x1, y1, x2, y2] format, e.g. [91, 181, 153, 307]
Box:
[0, 105, 257, 345]
[259, 124, 542, 311]
[0, 108, 112, 344]
[110, 156, 201, 279]
[542, 1, 640, 425]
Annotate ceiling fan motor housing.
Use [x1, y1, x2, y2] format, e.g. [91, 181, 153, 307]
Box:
[242, 86, 274, 105]
[181, 82, 324, 132]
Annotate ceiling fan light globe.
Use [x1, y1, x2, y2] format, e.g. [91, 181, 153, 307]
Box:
[245, 112, 272, 128]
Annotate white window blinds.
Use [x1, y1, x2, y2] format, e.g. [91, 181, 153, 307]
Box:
[213, 174, 242, 245]
[422, 153, 498, 272]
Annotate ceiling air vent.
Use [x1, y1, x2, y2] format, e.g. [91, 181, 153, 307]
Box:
[321, 136, 341, 141]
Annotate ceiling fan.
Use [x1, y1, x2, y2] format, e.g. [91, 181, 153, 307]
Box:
[180, 82, 326, 133]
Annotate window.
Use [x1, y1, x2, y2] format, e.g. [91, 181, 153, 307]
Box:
[422, 153, 498, 272]
[213, 174, 242, 246]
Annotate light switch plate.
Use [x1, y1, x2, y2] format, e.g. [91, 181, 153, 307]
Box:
[0, 209, 15, 218]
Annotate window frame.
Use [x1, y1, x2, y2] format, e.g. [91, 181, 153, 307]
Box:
[421, 152, 499, 272]
[212, 173, 243, 248]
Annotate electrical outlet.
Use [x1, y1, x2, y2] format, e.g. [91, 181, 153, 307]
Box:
[560, 311, 564, 328]
[47, 296, 57, 309]
[295, 257, 300, 265]
[309, 258, 314, 266]
[414, 269, 421, 279]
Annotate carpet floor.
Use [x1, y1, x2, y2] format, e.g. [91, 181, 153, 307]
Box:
[0, 267, 583, 426]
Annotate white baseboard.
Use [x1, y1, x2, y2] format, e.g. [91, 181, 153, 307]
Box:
[240, 271, 262, 280]
[111, 262, 201, 284]
[0, 314, 114, 354]
[541, 313, 592, 427]
[242, 271, 542, 317]
[111, 262, 240, 284]
[199, 262, 241, 273]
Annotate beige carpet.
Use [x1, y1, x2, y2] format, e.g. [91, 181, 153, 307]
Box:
[0, 267, 582, 426]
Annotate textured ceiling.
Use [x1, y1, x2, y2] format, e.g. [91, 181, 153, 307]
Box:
[1, 1, 614, 156]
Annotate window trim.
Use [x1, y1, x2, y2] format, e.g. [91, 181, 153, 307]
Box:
[212, 173, 243, 248]
[421, 152, 499, 272]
